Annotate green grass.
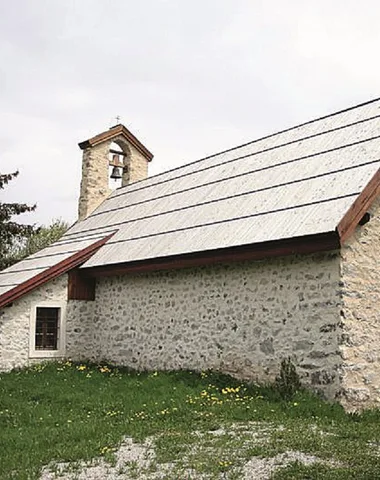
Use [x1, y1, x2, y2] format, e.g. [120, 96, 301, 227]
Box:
[1, 361, 380, 479]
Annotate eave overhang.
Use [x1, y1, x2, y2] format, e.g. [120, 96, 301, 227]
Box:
[82, 231, 341, 278]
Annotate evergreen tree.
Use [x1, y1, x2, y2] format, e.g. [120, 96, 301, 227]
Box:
[0, 171, 37, 270]
[12, 218, 69, 263]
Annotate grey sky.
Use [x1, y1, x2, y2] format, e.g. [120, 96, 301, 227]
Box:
[1, 0, 380, 226]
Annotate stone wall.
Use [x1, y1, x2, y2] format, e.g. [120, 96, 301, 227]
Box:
[78, 142, 111, 220]
[0, 275, 68, 371]
[94, 252, 343, 400]
[65, 300, 98, 361]
[0, 273, 102, 371]
[5, 203, 380, 410]
[339, 197, 380, 410]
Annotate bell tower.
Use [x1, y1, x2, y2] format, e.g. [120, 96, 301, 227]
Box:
[77, 123, 153, 221]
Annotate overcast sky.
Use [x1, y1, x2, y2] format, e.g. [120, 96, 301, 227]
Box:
[1, 0, 380, 226]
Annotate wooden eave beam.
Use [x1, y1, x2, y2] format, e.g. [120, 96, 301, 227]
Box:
[83, 231, 341, 278]
[337, 168, 380, 243]
[0, 234, 114, 309]
[68, 269, 96, 301]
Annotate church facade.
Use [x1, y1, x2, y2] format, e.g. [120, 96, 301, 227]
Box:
[1, 98, 380, 411]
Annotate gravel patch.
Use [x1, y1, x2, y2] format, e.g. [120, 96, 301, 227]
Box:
[40, 437, 199, 480]
[40, 423, 337, 479]
[242, 450, 322, 479]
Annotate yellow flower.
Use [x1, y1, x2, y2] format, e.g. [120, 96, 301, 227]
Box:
[77, 365, 86, 371]
[99, 366, 111, 373]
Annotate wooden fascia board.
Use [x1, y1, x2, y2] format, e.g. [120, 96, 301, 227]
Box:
[78, 125, 123, 150]
[337, 168, 380, 244]
[83, 231, 340, 278]
[0, 234, 113, 309]
[78, 125, 153, 161]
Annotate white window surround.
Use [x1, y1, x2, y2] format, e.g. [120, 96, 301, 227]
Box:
[29, 301, 67, 359]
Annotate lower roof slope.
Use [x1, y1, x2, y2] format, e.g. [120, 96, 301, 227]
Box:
[0, 233, 113, 307]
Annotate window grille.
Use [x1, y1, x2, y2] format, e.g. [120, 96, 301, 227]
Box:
[35, 307, 60, 350]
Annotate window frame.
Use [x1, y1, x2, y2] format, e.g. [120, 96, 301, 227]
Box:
[29, 302, 66, 358]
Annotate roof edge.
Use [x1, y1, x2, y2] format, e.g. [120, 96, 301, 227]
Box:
[82, 231, 340, 277]
[0, 234, 114, 309]
[337, 168, 380, 243]
[78, 124, 153, 161]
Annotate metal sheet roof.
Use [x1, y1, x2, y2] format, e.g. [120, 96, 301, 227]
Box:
[80, 98, 380, 268]
[1, 97, 380, 297]
[69, 114, 380, 236]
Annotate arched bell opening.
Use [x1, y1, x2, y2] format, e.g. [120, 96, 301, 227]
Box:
[108, 140, 131, 189]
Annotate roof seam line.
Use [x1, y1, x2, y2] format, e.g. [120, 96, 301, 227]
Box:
[101, 192, 360, 246]
[77, 161, 380, 233]
[84, 157, 380, 223]
[109, 112, 380, 200]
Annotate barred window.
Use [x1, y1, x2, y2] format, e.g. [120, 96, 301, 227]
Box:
[35, 307, 60, 350]
[30, 303, 66, 358]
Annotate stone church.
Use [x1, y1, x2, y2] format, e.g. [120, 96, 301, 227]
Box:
[1, 97, 380, 410]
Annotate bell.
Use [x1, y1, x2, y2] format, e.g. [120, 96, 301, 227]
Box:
[110, 166, 122, 180]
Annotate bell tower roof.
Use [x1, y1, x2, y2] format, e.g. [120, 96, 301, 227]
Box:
[78, 123, 154, 161]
